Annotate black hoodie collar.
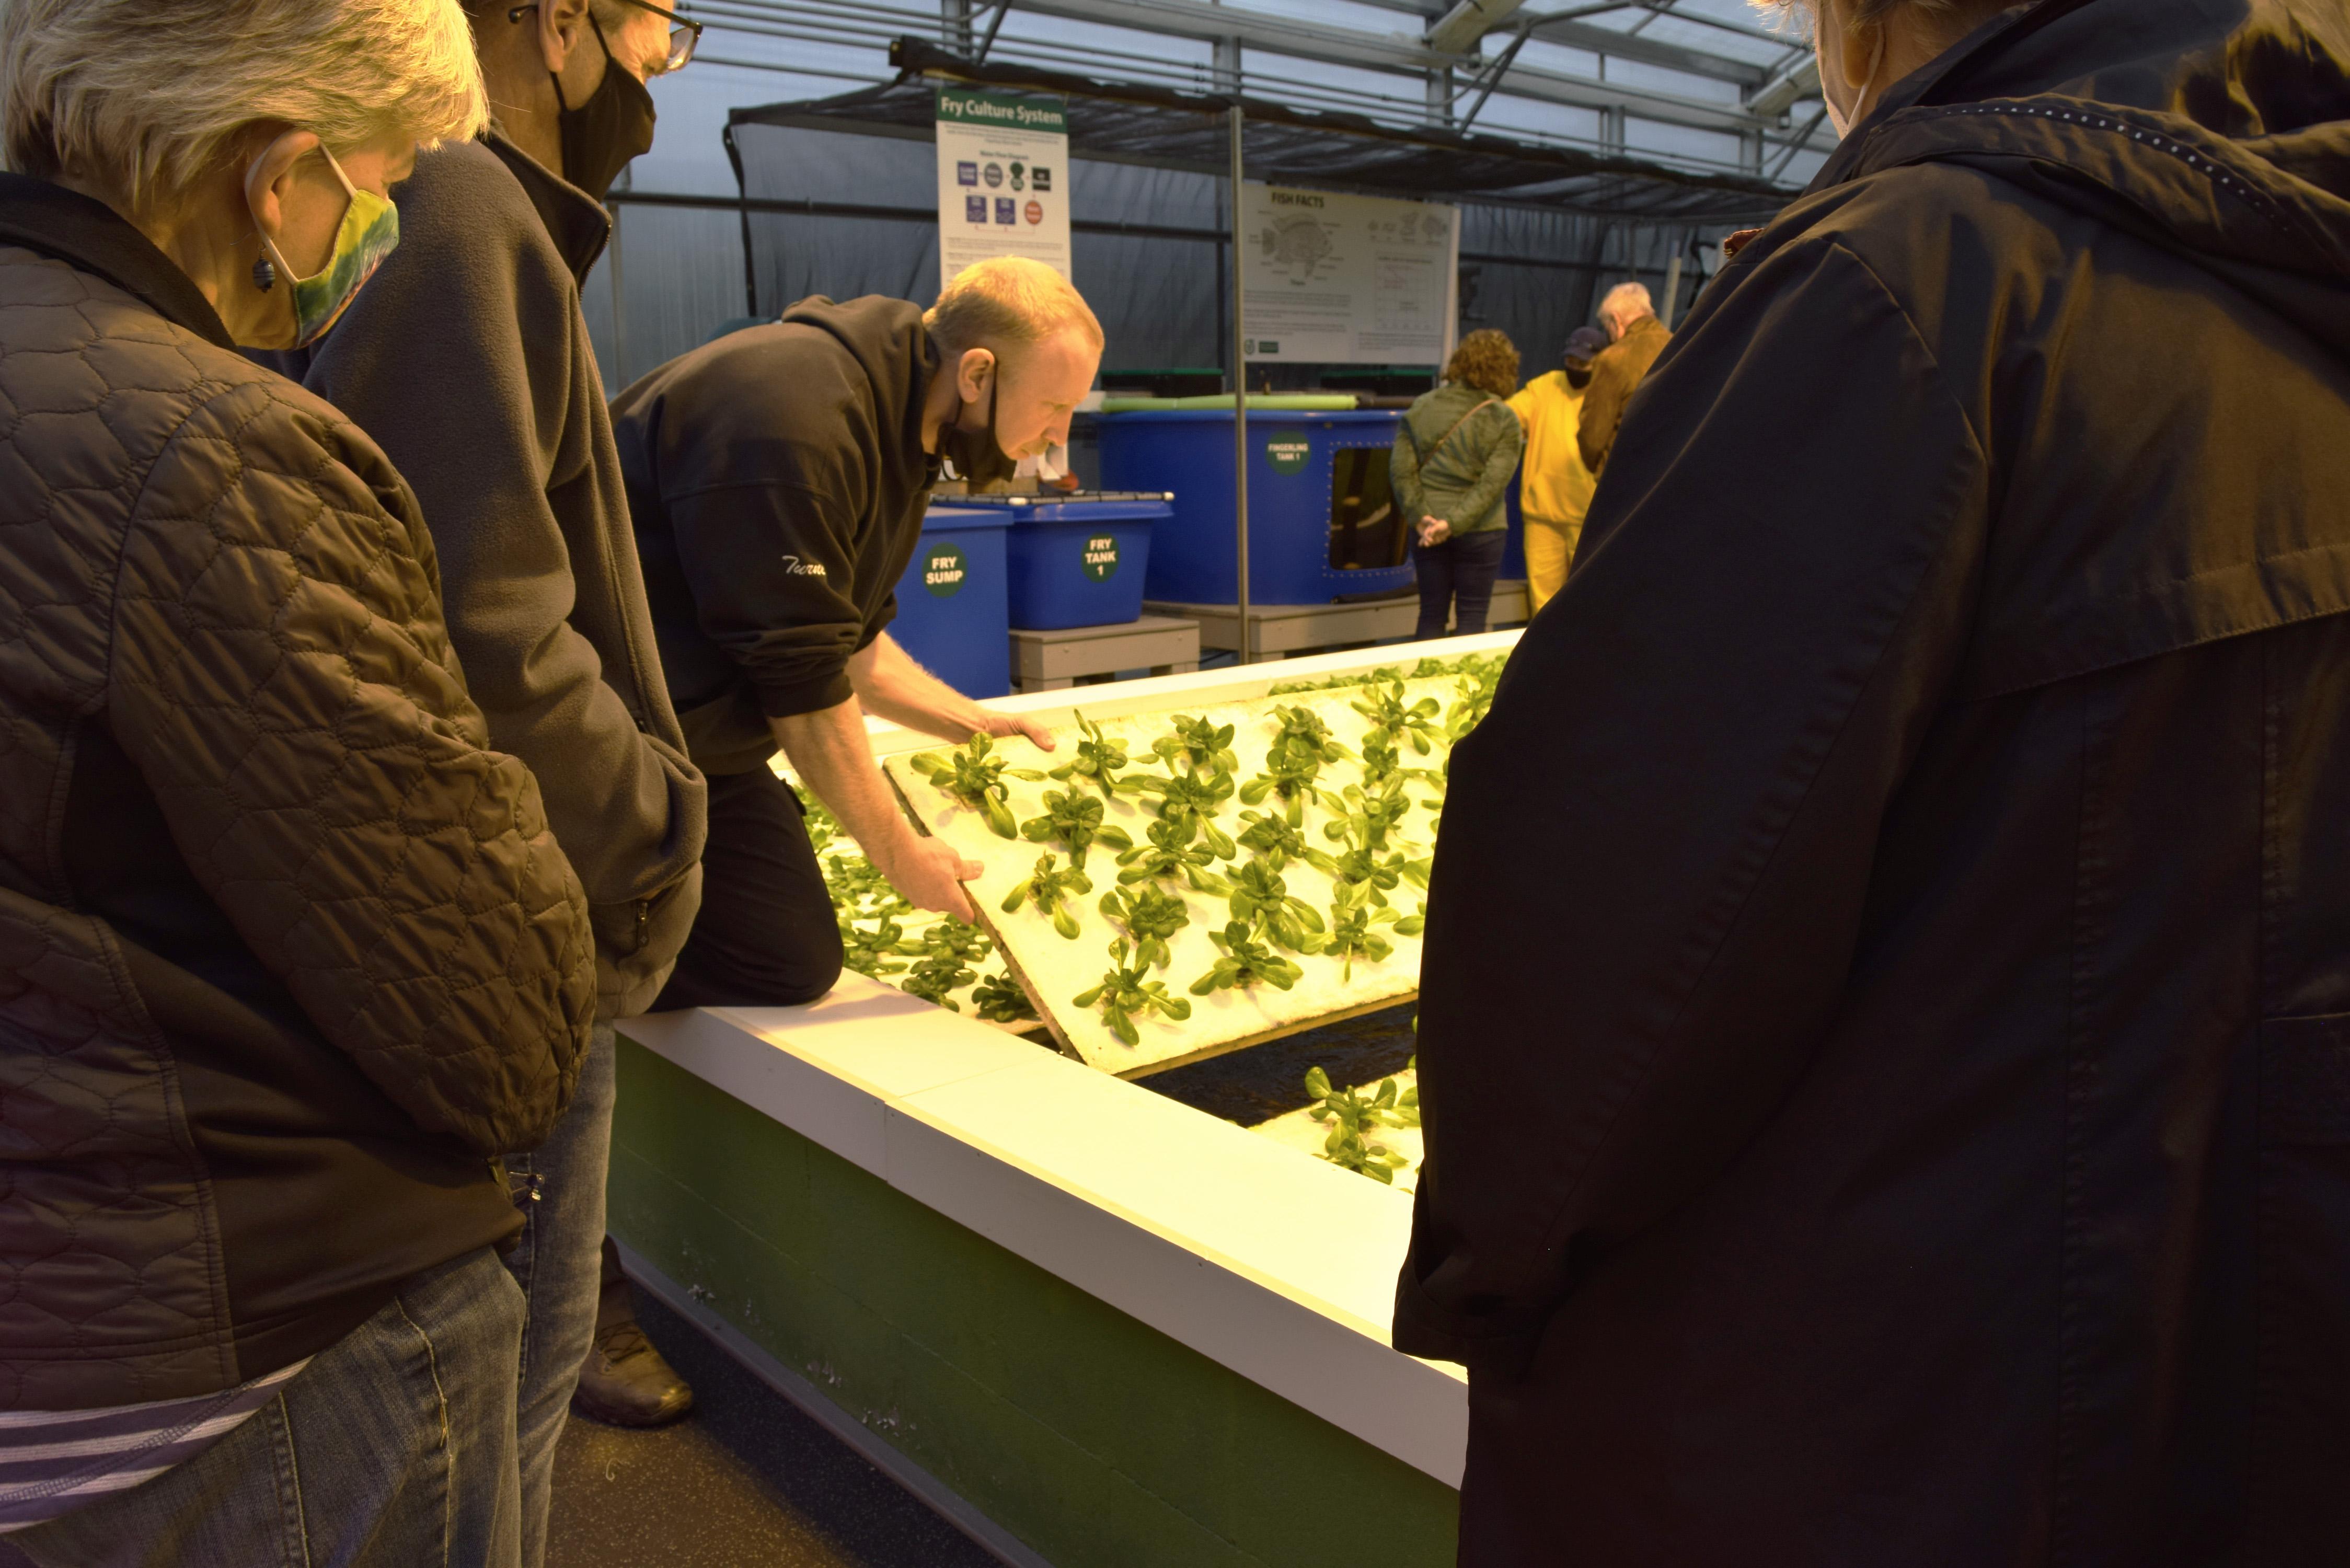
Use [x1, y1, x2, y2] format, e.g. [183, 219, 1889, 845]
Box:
[0, 173, 237, 349]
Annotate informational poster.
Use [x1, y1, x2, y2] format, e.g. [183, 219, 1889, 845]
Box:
[1240, 182, 1459, 365]
[936, 86, 1073, 289]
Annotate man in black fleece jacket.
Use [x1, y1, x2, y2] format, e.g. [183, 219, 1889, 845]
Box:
[267, 0, 709, 1548]
[613, 259, 1102, 1003]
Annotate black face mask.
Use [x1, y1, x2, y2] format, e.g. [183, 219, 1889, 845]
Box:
[1564, 363, 1594, 391]
[554, 16, 655, 203]
[939, 376, 1020, 488]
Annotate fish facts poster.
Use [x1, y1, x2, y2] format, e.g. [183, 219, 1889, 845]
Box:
[936, 86, 1073, 289]
[1241, 182, 1459, 365]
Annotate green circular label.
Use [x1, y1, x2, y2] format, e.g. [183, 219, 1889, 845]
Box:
[1080, 533, 1119, 582]
[922, 540, 968, 597]
[1264, 433, 1311, 476]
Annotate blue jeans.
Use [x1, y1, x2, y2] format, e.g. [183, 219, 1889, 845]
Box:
[0, 1247, 526, 1567]
[1411, 528, 1510, 640]
[501, 1020, 614, 1568]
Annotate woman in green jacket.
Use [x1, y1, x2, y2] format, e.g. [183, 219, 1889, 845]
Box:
[1392, 329, 1526, 639]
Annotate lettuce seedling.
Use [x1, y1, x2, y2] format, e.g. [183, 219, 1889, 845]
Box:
[1236, 809, 1329, 873]
[1395, 899, 1427, 937]
[1446, 671, 1500, 740]
[839, 911, 920, 977]
[1150, 713, 1238, 775]
[920, 919, 994, 965]
[1270, 703, 1351, 760]
[900, 948, 978, 1010]
[1350, 679, 1443, 755]
[1046, 711, 1132, 799]
[1132, 767, 1237, 858]
[1226, 861, 1327, 954]
[1357, 730, 1442, 792]
[1097, 884, 1191, 969]
[1316, 777, 1416, 853]
[1303, 1065, 1416, 1182]
[822, 851, 912, 916]
[1018, 788, 1133, 871]
[1116, 818, 1231, 894]
[1321, 880, 1401, 978]
[1237, 734, 1330, 827]
[1072, 937, 1194, 1046]
[907, 732, 1044, 839]
[1188, 920, 1304, 996]
[1000, 851, 1093, 939]
[971, 971, 1038, 1023]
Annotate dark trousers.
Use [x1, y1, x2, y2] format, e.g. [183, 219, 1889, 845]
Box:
[652, 766, 842, 1010]
[1412, 527, 1510, 640]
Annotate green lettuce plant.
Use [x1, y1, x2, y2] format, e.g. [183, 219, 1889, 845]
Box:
[1357, 730, 1442, 791]
[1395, 899, 1427, 937]
[1316, 777, 1416, 854]
[1226, 861, 1327, 954]
[1189, 920, 1304, 996]
[907, 733, 1044, 839]
[1097, 884, 1191, 969]
[1236, 809, 1329, 873]
[1237, 735, 1329, 826]
[900, 949, 979, 1009]
[1046, 711, 1132, 798]
[822, 851, 912, 917]
[1150, 713, 1238, 775]
[1303, 1064, 1419, 1183]
[839, 911, 919, 978]
[1350, 679, 1442, 755]
[1321, 880, 1400, 979]
[1116, 818, 1231, 895]
[1000, 851, 1092, 939]
[1018, 788, 1132, 870]
[1072, 937, 1194, 1046]
[1132, 766, 1238, 858]
[971, 972, 1038, 1023]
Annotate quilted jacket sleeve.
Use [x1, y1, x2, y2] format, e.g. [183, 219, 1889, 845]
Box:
[107, 377, 598, 1157]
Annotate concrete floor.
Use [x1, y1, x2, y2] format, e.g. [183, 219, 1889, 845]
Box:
[548, 1294, 1004, 1568]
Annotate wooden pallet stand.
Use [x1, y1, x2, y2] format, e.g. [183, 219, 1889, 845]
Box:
[1146, 581, 1528, 660]
[1009, 614, 1202, 692]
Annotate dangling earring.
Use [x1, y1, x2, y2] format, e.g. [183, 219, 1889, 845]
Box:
[251, 254, 277, 293]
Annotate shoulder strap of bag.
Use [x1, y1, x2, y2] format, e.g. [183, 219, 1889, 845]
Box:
[1415, 396, 1502, 469]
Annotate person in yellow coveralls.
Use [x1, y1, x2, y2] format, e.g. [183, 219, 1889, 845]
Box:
[1506, 325, 1609, 613]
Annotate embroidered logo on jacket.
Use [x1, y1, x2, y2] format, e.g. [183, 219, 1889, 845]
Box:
[782, 555, 828, 577]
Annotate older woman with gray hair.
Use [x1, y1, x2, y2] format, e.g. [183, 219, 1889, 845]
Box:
[0, 0, 597, 1560]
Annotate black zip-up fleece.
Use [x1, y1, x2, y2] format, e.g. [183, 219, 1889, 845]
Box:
[612, 296, 942, 776]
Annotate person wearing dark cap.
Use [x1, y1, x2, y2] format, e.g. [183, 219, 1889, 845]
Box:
[1507, 324, 1609, 612]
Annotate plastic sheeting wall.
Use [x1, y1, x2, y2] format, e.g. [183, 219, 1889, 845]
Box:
[580, 122, 1733, 396]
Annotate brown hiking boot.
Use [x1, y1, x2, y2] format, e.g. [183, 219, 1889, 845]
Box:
[572, 1319, 695, 1428]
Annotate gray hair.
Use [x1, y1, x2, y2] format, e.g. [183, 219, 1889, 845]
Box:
[1599, 281, 1655, 327]
[2, 0, 487, 209]
[1749, 0, 2021, 45]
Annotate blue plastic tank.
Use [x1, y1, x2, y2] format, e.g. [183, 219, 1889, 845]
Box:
[1097, 409, 1413, 605]
[937, 493, 1169, 630]
[890, 505, 1012, 699]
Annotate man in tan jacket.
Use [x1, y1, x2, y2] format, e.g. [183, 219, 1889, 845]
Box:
[1576, 281, 1674, 476]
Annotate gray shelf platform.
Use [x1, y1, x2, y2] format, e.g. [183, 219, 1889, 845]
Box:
[1145, 581, 1529, 660]
[1009, 614, 1201, 691]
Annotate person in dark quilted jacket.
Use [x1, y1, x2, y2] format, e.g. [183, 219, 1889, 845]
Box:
[0, 0, 597, 1559]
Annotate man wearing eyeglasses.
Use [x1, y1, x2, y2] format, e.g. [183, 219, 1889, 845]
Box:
[259, 0, 710, 1560]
